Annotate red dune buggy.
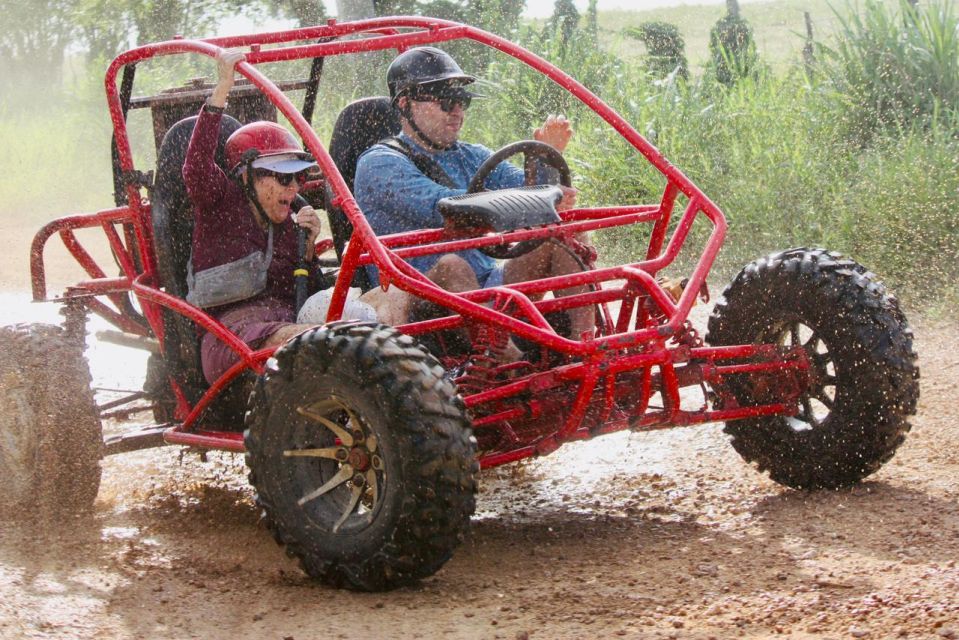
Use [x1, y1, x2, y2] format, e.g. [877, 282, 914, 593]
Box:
[2, 17, 918, 591]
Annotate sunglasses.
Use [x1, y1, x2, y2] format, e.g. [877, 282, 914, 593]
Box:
[254, 169, 309, 187]
[412, 92, 472, 113]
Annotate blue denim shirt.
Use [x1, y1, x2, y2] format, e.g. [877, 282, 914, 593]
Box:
[354, 133, 526, 286]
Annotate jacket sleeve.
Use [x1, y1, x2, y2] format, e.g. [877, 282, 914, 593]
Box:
[182, 108, 231, 212]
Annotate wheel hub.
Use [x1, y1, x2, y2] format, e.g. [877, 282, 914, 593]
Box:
[348, 447, 371, 471]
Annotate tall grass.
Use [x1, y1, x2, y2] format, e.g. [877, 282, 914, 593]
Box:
[820, 0, 959, 145]
[836, 129, 959, 304]
[477, 0, 959, 305]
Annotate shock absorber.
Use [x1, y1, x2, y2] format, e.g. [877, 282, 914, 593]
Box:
[454, 295, 527, 395]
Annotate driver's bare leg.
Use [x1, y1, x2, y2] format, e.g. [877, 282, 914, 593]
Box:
[359, 253, 479, 326]
[503, 236, 594, 339]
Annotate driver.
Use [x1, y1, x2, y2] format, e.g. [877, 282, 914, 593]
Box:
[353, 47, 594, 339]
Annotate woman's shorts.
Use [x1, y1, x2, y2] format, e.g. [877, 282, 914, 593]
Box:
[201, 301, 295, 384]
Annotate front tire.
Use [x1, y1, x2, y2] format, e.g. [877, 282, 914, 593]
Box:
[245, 322, 478, 591]
[706, 248, 919, 489]
[0, 323, 103, 519]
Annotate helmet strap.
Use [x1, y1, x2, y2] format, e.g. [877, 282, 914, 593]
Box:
[400, 97, 450, 151]
[240, 158, 271, 228]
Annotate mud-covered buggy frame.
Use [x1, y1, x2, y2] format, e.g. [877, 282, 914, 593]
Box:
[29, 17, 837, 468]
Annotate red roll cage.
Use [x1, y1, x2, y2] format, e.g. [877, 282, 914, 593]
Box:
[29, 17, 804, 466]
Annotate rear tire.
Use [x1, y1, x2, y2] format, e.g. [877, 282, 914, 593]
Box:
[0, 323, 103, 519]
[245, 322, 477, 591]
[706, 248, 919, 489]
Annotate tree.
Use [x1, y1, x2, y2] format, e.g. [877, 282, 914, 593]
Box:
[288, 0, 331, 26]
[373, 0, 522, 34]
[546, 0, 580, 50]
[708, 0, 758, 86]
[0, 0, 80, 89]
[625, 21, 689, 80]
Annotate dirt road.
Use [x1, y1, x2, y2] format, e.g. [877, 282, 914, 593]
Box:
[1, 291, 957, 638]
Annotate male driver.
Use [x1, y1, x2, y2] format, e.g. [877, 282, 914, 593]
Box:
[353, 46, 593, 338]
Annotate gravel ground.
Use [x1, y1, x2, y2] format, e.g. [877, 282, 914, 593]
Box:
[1, 310, 956, 640]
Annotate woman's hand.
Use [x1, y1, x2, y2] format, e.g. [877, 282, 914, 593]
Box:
[294, 204, 323, 260]
[556, 184, 578, 212]
[533, 114, 574, 153]
[209, 50, 246, 108]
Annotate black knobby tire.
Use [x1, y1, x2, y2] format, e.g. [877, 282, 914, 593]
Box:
[245, 322, 478, 591]
[706, 248, 919, 489]
[0, 323, 103, 518]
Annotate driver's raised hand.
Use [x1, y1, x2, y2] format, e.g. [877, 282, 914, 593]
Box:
[294, 204, 323, 260]
[534, 114, 574, 153]
[209, 50, 246, 108]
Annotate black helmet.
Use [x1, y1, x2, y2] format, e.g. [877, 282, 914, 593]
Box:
[387, 47, 476, 102]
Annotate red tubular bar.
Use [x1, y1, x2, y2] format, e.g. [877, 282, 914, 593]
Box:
[164, 429, 245, 452]
[31, 206, 133, 301]
[130, 280, 263, 377]
[175, 347, 273, 432]
[102, 222, 138, 280]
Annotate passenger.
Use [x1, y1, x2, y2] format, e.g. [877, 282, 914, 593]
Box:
[353, 47, 594, 339]
[183, 50, 373, 384]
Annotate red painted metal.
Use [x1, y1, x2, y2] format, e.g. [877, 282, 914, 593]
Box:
[25, 16, 813, 462]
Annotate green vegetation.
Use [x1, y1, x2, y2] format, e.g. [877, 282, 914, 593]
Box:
[708, 0, 760, 85]
[624, 21, 689, 80]
[1, 0, 956, 311]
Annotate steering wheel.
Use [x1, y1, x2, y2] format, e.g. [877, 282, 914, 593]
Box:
[466, 140, 572, 259]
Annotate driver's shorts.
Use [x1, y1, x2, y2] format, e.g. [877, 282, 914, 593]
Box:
[480, 265, 504, 288]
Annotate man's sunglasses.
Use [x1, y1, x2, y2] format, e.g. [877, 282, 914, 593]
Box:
[254, 169, 309, 186]
[412, 92, 472, 113]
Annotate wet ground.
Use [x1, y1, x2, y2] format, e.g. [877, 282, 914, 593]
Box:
[1, 291, 957, 639]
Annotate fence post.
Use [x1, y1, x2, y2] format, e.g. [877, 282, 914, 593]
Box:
[802, 11, 815, 80]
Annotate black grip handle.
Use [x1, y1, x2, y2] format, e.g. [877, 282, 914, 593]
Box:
[293, 194, 310, 316]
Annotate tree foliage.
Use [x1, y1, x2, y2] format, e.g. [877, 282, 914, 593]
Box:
[709, 0, 758, 86]
[373, 0, 522, 36]
[0, 0, 292, 90]
[0, 0, 79, 87]
[625, 21, 689, 80]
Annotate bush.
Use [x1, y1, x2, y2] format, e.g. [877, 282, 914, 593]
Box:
[832, 130, 959, 305]
[625, 21, 689, 80]
[708, 0, 759, 86]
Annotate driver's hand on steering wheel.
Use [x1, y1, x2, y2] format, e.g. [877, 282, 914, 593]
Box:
[294, 204, 323, 260]
[534, 114, 573, 153]
[557, 184, 578, 212]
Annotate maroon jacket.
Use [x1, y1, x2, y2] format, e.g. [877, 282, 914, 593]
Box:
[182, 108, 324, 314]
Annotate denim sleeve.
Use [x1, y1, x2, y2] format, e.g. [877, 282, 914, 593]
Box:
[354, 146, 466, 233]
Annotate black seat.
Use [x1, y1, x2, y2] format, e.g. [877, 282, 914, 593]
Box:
[327, 97, 401, 290]
[150, 114, 242, 406]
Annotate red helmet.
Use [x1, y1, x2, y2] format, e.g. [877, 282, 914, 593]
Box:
[225, 121, 316, 174]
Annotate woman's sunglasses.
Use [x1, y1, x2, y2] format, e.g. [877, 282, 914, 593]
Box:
[254, 169, 309, 186]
